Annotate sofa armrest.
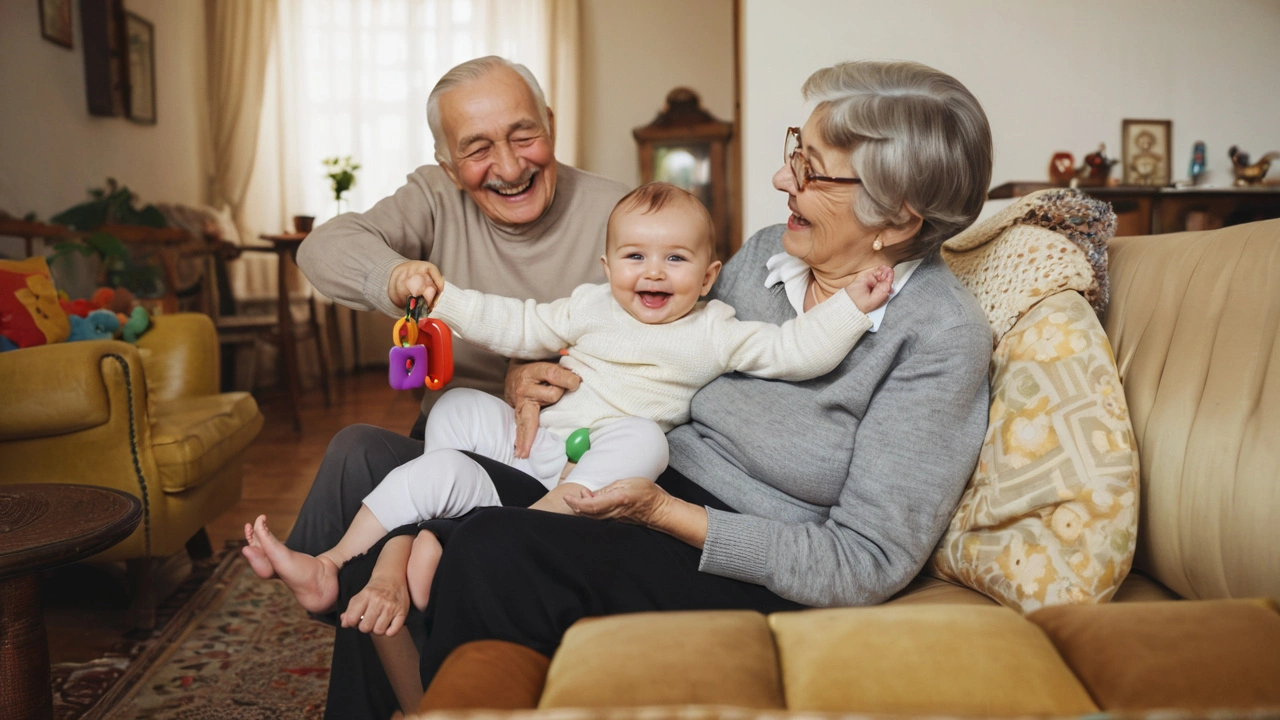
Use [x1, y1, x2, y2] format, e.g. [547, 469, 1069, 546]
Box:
[136, 313, 219, 401]
[0, 338, 140, 441]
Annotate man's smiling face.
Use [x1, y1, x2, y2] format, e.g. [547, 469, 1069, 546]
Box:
[438, 65, 558, 227]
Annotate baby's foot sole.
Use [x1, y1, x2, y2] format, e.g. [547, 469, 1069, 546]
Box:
[253, 515, 339, 613]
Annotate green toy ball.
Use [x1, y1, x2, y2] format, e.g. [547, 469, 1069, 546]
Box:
[565, 428, 591, 464]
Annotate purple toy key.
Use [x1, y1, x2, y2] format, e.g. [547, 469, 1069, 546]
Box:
[388, 344, 428, 389]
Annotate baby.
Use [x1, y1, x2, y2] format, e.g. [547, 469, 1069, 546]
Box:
[244, 182, 893, 619]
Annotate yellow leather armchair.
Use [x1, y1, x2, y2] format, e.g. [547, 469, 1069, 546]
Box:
[0, 312, 262, 623]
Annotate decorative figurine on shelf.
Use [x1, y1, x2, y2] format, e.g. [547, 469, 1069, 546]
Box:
[388, 295, 453, 391]
[1049, 152, 1075, 185]
[1228, 146, 1280, 187]
[1189, 141, 1207, 185]
[1073, 143, 1115, 187]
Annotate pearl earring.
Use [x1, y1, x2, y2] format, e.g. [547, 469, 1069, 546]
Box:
[872, 236, 883, 252]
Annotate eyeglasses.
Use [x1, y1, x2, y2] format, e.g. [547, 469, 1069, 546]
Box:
[785, 127, 863, 191]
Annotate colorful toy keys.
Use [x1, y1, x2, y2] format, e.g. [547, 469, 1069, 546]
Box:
[389, 295, 454, 391]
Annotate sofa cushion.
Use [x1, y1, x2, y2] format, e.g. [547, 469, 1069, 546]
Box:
[150, 391, 262, 492]
[768, 605, 1097, 716]
[885, 573, 997, 606]
[539, 611, 784, 710]
[1105, 222, 1280, 602]
[421, 640, 549, 711]
[1111, 571, 1179, 602]
[1028, 599, 1280, 711]
[931, 290, 1140, 612]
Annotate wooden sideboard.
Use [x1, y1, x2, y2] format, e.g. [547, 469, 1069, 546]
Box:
[989, 182, 1280, 237]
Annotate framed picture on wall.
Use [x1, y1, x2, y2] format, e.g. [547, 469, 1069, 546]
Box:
[39, 0, 74, 48]
[1121, 119, 1172, 186]
[124, 11, 156, 124]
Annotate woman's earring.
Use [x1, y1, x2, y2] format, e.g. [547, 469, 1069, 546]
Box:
[872, 236, 883, 252]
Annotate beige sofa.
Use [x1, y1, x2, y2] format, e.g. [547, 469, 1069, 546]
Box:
[411, 220, 1280, 718]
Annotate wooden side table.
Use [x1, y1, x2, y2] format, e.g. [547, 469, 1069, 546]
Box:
[989, 182, 1280, 237]
[0, 484, 142, 720]
[250, 233, 335, 432]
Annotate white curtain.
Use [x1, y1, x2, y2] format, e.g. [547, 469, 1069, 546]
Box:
[242, 0, 579, 257]
[236, 0, 579, 372]
[206, 0, 278, 232]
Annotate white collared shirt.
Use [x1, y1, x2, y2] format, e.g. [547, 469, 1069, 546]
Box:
[764, 252, 922, 332]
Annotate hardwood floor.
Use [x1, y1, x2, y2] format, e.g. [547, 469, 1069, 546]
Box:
[44, 370, 423, 665]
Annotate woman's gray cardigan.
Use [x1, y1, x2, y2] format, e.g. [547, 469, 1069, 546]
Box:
[667, 225, 992, 607]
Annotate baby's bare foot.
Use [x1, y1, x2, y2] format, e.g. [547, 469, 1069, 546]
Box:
[252, 515, 339, 614]
[241, 521, 276, 579]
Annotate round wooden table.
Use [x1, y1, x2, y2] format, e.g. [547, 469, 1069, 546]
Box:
[0, 484, 142, 720]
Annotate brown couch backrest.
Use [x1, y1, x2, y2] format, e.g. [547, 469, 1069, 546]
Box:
[1104, 219, 1280, 601]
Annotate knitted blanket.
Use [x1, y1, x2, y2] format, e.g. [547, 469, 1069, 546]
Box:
[942, 189, 1116, 344]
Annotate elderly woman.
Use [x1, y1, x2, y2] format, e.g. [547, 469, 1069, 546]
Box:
[310, 59, 993, 718]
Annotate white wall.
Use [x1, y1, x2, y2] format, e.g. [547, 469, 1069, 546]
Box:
[579, 0, 735, 187]
[741, 0, 1280, 237]
[0, 0, 209, 254]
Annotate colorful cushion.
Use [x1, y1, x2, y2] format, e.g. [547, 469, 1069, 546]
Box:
[0, 256, 70, 348]
[930, 289, 1139, 612]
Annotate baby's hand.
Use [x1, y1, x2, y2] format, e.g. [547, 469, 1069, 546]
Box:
[387, 260, 444, 309]
[844, 265, 894, 314]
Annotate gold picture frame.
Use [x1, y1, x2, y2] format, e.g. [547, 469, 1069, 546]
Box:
[124, 11, 156, 124]
[39, 0, 74, 49]
[1121, 119, 1172, 186]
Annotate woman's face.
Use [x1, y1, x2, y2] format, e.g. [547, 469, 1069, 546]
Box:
[772, 113, 878, 269]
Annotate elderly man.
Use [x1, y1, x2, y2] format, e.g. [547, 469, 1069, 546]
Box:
[288, 55, 626, 563]
[297, 55, 627, 439]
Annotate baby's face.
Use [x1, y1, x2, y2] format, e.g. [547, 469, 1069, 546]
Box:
[602, 202, 721, 324]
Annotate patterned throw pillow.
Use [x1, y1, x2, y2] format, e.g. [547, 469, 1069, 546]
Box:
[930, 289, 1139, 612]
[0, 256, 70, 349]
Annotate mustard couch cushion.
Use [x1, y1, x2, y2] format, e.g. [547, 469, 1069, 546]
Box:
[151, 391, 262, 492]
[931, 290, 1140, 612]
[539, 611, 784, 710]
[769, 604, 1097, 716]
[1029, 599, 1280, 711]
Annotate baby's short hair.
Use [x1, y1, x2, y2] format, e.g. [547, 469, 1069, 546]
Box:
[606, 182, 717, 258]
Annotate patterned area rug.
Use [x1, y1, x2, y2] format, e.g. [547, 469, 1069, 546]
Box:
[55, 546, 334, 719]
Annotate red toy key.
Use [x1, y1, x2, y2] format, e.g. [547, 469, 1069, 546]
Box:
[417, 317, 453, 390]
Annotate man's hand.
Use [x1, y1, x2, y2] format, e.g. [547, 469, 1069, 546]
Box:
[387, 260, 444, 309]
[504, 360, 582, 458]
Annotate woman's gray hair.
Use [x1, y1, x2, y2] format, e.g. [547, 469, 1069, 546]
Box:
[427, 56, 550, 163]
[803, 60, 993, 256]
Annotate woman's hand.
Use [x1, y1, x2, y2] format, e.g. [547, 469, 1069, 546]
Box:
[340, 536, 412, 636]
[504, 360, 582, 458]
[387, 260, 444, 308]
[563, 478, 709, 548]
[341, 574, 410, 636]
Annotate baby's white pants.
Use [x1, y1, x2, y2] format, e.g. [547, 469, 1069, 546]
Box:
[362, 388, 668, 531]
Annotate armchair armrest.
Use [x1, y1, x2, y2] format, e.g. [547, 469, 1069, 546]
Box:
[0, 338, 139, 441]
[136, 313, 219, 401]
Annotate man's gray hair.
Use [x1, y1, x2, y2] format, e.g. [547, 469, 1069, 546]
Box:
[427, 56, 550, 164]
[803, 60, 993, 255]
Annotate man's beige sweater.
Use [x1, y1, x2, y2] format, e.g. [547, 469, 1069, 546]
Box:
[297, 163, 629, 406]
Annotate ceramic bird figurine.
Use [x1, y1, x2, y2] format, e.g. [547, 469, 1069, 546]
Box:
[1228, 146, 1280, 186]
[1189, 141, 1206, 184]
